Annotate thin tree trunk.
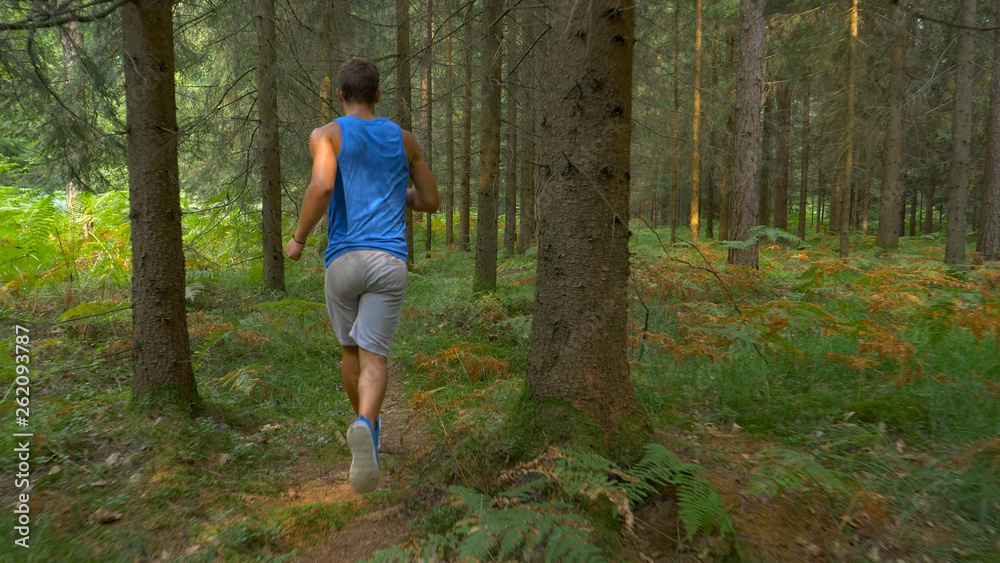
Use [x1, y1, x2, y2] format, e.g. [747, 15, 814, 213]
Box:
[775, 82, 790, 231]
[519, 21, 537, 248]
[529, 0, 645, 450]
[670, 0, 680, 243]
[707, 121, 716, 239]
[318, 6, 333, 124]
[257, 0, 284, 292]
[759, 89, 772, 227]
[831, 173, 842, 234]
[907, 179, 916, 237]
[123, 0, 198, 410]
[861, 154, 871, 235]
[728, 0, 764, 268]
[396, 0, 414, 263]
[978, 0, 1000, 261]
[877, 0, 907, 250]
[817, 169, 825, 233]
[797, 73, 810, 241]
[473, 0, 503, 292]
[944, 0, 976, 265]
[459, 2, 473, 252]
[689, 0, 703, 243]
[924, 172, 936, 234]
[840, 0, 858, 258]
[719, 28, 736, 242]
[422, 0, 434, 256]
[503, 9, 518, 254]
[445, 9, 455, 246]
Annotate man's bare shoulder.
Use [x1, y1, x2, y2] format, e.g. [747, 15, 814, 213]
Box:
[311, 121, 341, 141]
[399, 129, 418, 160]
[309, 122, 342, 154]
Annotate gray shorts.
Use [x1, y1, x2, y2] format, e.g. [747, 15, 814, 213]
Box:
[324, 250, 408, 358]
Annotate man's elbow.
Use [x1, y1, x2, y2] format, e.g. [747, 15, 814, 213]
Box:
[310, 180, 335, 197]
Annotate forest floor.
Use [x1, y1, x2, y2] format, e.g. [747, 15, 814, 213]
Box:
[1, 222, 999, 562]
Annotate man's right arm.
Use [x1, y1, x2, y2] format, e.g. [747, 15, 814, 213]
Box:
[402, 130, 440, 213]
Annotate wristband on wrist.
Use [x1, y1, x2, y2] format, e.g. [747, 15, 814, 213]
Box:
[293, 236, 306, 245]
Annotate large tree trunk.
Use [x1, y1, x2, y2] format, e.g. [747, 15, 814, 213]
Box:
[422, 0, 434, 257]
[839, 0, 858, 258]
[396, 0, 414, 263]
[688, 0, 703, 243]
[979, 0, 1000, 261]
[445, 10, 455, 246]
[503, 9, 518, 254]
[257, 0, 284, 292]
[727, 0, 764, 268]
[877, 0, 907, 250]
[528, 0, 644, 457]
[123, 0, 198, 410]
[774, 82, 790, 230]
[473, 0, 502, 292]
[797, 73, 810, 241]
[944, 0, 976, 265]
[459, 1, 473, 252]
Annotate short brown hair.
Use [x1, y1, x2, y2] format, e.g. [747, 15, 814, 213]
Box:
[338, 58, 380, 104]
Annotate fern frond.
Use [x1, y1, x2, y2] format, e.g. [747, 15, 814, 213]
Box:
[748, 448, 850, 504]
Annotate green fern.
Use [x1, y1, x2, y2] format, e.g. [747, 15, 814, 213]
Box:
[722, 225, 806, 250]
[625, 444, 735, 540]
[748, 448, 851, 508]
[551, 445, 735, 541]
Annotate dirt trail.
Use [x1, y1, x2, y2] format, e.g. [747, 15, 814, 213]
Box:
[286, 374, 430, 562]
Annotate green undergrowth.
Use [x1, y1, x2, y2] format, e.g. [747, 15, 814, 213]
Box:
[2, 203, 999, 560]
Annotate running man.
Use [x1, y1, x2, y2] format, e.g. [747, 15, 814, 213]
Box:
[284, 58, 439, 493]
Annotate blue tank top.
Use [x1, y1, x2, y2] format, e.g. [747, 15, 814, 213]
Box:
[324, 116, 409, 266]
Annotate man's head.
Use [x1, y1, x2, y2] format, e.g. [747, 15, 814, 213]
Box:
[337, 58, 380, 106]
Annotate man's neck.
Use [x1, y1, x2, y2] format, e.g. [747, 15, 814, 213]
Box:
[343, 103, 376, 120]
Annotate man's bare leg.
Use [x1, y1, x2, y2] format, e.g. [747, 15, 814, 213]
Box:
[341, 345, 361, 415]
[357, 347, 388, 422]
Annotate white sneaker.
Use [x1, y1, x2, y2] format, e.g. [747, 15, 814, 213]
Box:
[347, 416, 379, 493]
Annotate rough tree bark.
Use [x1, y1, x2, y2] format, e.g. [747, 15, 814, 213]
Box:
[719, 29, 736, 242]
[670, 0, 680, 243]
[877, 0, 907, 250]
[944, 0, 976, 265]
[759, 90, 772, 227]
[527, 0, 646, 462]
[797, 73, 810, 241]
[774, 82, 790, 231]
[727, 0, 764, 268]
[519, 9, 536, 248]
[689, 0, 703, 243]
[396, 0, 414, 263]
[459, 1, 473, 252]
[979, 0, 1000, 261]
[422, 0, 433, 256]
[503, 9, 518, 254]
[840, 0, 858, 258]
[473, 0, 502, 292]
[122, 0, 198, 410]
[445, 8, 454, 246]
[257, 0, 284, 292]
